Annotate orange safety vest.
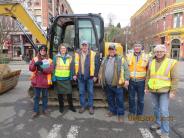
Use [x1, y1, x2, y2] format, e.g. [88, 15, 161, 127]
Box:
[31, 57, 52, 85]
[75, 50, 96, 76]
[127, 53, 148, 79]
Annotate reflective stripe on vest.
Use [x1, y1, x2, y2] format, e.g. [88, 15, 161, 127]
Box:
[148, 58, 177, 90]
[55, 57, 71, 77]
[118, 57, 125, 85]
[127, 53, 148, 79]
[32, 57, 52, 85]
[75, 50, 96, 76]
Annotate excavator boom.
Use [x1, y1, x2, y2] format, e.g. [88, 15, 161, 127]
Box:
[0, 2, 47, 45]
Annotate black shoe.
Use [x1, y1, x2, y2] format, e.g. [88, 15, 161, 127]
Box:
[59, 108, 64, 113]
[69, 106, 76, 112]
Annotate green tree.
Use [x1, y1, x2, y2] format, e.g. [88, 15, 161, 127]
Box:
[116, 23, 121, 28]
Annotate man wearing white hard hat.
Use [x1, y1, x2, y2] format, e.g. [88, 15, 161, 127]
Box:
[145, 44, 178, 138]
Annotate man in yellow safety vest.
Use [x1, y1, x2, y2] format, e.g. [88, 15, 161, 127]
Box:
[127, 43, 149, 115]
[73, 40, 100, 115]
[145, 44, 178, 138]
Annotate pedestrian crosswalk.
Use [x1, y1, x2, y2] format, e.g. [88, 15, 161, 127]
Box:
[47, 124, 63, 138]
[67, 125, 80, 138]
[46, 124, 154, 138]
[139, 128, 154, 138]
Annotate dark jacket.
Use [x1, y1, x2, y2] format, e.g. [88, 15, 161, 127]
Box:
[77, 50, 100, 80]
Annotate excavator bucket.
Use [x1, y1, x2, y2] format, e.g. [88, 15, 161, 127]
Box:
[0, 64, 21, 94]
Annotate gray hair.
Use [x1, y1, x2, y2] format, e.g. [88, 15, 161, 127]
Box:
[154, 44, 166, 52]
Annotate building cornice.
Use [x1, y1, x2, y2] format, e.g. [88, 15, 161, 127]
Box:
[131, 0, 155, 19]
[151, 2, 184, 21]
[132, 2, 184, 32]
[64, 0, 73, 13]
[131, 1, 184, 21]
[156, 27, 184, 37]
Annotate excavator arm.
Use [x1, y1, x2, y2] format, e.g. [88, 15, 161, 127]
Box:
[0, 2, 47, 45]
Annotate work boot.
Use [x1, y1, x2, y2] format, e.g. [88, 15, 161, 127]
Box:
[89, 107, 94, 115]
[79, 107, 85, 114]
[32, 112, 39, 119]
[42, 110, 49, 116]
[69, 106, 76, 112]
[105, 112, 114, 117]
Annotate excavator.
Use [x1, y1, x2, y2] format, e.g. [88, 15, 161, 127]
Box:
[0, 2, 124, 106]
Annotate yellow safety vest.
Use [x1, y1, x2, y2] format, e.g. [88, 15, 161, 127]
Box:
[148, 58, 177, 90]
[75, 50, 96, 76]
[55, 57, 72, 77]
[31, 57, 52, 85]
[127, 53, 148, 79]
[118, 57, 125, 85]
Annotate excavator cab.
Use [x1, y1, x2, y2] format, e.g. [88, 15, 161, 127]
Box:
[49, 14, 104, 57]
[47, 14, 107, 107]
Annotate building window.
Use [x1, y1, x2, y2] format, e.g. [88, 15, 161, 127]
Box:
[173, 13, 183, 28]
[12, 35, 20, 43]
[164, 0, 167, 7]
[62, 4, 64, 13]
[35, 16, 42, 25]
[34, 9, 41, 15]
[180, 14, 183, 27]
[48, 0, 52, 4]
[163, 17, 166, 30]
[34, 2, 40, 6]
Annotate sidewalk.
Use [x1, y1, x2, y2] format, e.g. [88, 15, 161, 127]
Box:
[178, 61, 184, 80]
[9, 60, 29, 65]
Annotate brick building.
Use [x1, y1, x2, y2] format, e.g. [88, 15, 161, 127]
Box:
[2, 0, 73, 60]
[131, 0, 184, 60]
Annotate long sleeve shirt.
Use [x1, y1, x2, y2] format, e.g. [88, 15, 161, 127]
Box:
[145, 57, 178, 94]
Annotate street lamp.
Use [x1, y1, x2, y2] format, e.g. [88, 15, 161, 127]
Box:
[124, 26, 130, 55]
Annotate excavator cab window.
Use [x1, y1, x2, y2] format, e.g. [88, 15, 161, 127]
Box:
[50, 14, 104, 58]
[78, 20, 96, 51]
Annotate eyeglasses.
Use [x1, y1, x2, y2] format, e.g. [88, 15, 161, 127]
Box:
[155, 51, 165, 53]
[41, 49, 46, 51]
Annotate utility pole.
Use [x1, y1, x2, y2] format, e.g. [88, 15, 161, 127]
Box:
[124, 26, 129, 55]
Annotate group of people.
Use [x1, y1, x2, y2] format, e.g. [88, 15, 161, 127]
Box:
[29, 40, 178, 138]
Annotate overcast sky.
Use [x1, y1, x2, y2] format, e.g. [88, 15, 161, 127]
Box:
[67, 0, 146, 27]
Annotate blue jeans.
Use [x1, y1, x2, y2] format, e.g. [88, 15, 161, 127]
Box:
[34, 88, 48, 113]
[128, 80, 145, 115]
[104, 85, 124, 116]
[151, 93, 169, 134]
[78, 77, 94, 108]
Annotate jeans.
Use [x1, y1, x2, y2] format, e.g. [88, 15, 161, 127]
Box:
[34, 88, 48, 113]
[104, 85, 124, 116]
[78, 77, 94, 108]
[128, 80, 145, 115]
[151, 93, 169, 134]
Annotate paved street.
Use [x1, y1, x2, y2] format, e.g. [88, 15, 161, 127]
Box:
[0, 61, 183, 138]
